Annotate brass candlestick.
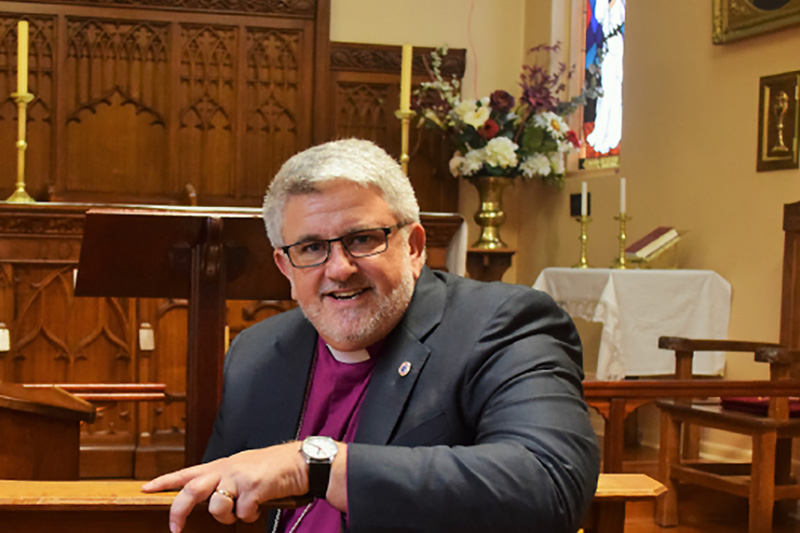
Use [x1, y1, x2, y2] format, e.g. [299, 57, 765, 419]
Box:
[394, 109, 415, 175]
[572, 216, 592, 268]
[611, 213, 631, 269]
[6, 91, 35, 203]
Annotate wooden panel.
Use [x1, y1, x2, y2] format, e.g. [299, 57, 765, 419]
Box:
[781, 201, 800, 379]
[0, 2, 320, 206]
[64, 18, 170, 196]
[240, 26, 311, 199]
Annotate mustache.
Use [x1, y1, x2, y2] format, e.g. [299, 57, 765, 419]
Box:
[318, 276, 373, 294]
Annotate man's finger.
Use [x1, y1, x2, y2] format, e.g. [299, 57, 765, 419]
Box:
[235, 494, 262, 524]
[208, 488, 237, 525]
[168, 475, 220, 533]
[142, 463, 207, 493]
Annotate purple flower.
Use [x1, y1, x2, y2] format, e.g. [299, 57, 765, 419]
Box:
[489, 90, 515, 114]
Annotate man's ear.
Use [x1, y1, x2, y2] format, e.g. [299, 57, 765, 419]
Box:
[406, 223, 427, 277]
[274, 249, 298, 300]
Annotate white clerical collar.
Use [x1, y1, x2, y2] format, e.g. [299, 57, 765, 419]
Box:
[327, 344, 371, 364]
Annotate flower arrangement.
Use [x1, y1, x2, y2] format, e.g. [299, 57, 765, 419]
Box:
[412, 43, 592, 187]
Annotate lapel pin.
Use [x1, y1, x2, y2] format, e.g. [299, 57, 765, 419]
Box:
[398, 361, 412, 377]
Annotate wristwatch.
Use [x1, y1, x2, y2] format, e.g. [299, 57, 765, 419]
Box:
[300, 436, 338, 499]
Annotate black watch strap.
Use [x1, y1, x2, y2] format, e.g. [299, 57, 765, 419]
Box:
[307, 461, 331, 499]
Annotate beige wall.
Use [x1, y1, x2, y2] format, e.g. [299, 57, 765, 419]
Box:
[333, 0, 800, 453]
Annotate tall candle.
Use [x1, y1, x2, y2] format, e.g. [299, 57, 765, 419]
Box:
[17, 20, 29, 94]
[619, 177, 627, 214]
[399, 44, 412, 112]
[581, 181, 588, 217]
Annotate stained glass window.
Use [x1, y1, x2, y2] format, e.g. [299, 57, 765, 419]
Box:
[580, 0, 625, 170]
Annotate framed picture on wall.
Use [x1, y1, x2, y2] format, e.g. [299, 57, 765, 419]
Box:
[713, 0, 800, 44]
[757, 71, 799, 172]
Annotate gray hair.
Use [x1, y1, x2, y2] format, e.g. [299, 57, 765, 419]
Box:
[263, 139, 421, 248]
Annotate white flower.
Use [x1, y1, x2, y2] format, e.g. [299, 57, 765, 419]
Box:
[483, 137, 518, 168]
[549, 152, 565, 175]
[461, 150, 485, 176]
[534, 111, 570, 139]
[453, 100, 477, 121]
[557, 139, 573, 153]
[520, 153, 551, 178]
[463, 106, 490, 129]
[453, 99, 490, 130]
[449, 153, 465, 177]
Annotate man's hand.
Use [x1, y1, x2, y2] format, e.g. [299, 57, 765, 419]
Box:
[141, 442, 308, 533]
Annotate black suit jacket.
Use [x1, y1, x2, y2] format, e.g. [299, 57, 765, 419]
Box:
[204, 267, 600, 533]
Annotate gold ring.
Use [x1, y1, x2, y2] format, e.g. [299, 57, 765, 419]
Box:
[214, 488, 236, 501]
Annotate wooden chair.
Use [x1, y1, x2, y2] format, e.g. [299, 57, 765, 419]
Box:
[652, 200, 800, 533]
[654, 340, 800, 533]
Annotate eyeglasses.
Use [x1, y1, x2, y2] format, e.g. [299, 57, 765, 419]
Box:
[281, 223, 404, 268]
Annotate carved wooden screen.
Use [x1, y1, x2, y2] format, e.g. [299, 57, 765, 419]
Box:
[0, 0, 326, 205]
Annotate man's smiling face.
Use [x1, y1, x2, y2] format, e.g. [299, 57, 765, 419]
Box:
[273, 179, 425, 351]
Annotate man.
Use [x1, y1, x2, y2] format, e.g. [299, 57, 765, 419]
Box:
[143, 139, 600, 533]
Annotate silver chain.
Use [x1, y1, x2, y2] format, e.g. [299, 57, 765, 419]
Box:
[269, 345, 319, 533]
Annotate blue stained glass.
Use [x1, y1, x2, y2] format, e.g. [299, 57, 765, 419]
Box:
[581, 0, 624, 168]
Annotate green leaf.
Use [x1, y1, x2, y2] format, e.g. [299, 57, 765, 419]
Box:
[521, 126, 545, 151]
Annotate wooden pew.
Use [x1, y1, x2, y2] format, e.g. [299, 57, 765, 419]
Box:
[582, 473, 666, 533]
[0, 473, 663, 533]
[583, 378, 800, 473]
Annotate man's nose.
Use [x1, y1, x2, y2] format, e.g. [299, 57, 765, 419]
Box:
[324, 241, 358, 278]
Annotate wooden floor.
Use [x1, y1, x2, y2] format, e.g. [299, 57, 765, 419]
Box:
[620, 445, 800, 532]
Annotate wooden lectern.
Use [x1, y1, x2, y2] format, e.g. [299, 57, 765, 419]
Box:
[0, 383, 95, 480]
[75, 206, 290, 466]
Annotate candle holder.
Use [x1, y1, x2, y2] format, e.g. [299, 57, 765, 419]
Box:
[611, 213, 631, 269]
[572, 216, 592, 268]
[394, 109, 416, 175]
[6, 91, 35, 203]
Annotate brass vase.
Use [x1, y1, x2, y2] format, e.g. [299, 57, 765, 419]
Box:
[468, 175, 514, 249]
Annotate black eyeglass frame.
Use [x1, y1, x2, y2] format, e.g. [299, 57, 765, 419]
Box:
[281, 223, 405, 268]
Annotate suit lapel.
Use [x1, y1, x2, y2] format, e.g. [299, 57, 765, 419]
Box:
[248, 313, 317, 446]
[354, 268, 446, 444]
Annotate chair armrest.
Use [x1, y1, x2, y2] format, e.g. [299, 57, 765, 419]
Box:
[754, 345, 799, 365]
[658, 336, 781, 353]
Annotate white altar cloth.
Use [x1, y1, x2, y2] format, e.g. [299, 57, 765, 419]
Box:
[533, 268, 731, 380]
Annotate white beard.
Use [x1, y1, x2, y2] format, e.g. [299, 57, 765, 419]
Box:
[300, 259, 417, 349]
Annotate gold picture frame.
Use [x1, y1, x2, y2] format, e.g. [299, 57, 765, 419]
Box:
[713, 0, 800, 44]
[757, 71, 799, 172]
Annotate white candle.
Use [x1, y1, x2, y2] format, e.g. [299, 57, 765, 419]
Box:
[399, 44, 413, 112]
[581, 181, 588, 217]
[17, 20, 29, 94]
[620, 177, 627, 214]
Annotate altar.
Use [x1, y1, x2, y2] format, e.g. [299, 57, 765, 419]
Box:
[533, 268, 732, 380]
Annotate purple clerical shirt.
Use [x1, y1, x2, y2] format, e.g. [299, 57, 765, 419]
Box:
[277, 336, 378, 533]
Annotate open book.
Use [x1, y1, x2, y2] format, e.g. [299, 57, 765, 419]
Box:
[626, 227, 679, 260]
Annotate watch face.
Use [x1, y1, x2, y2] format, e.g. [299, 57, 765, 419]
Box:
[302, 436, 338, 460]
